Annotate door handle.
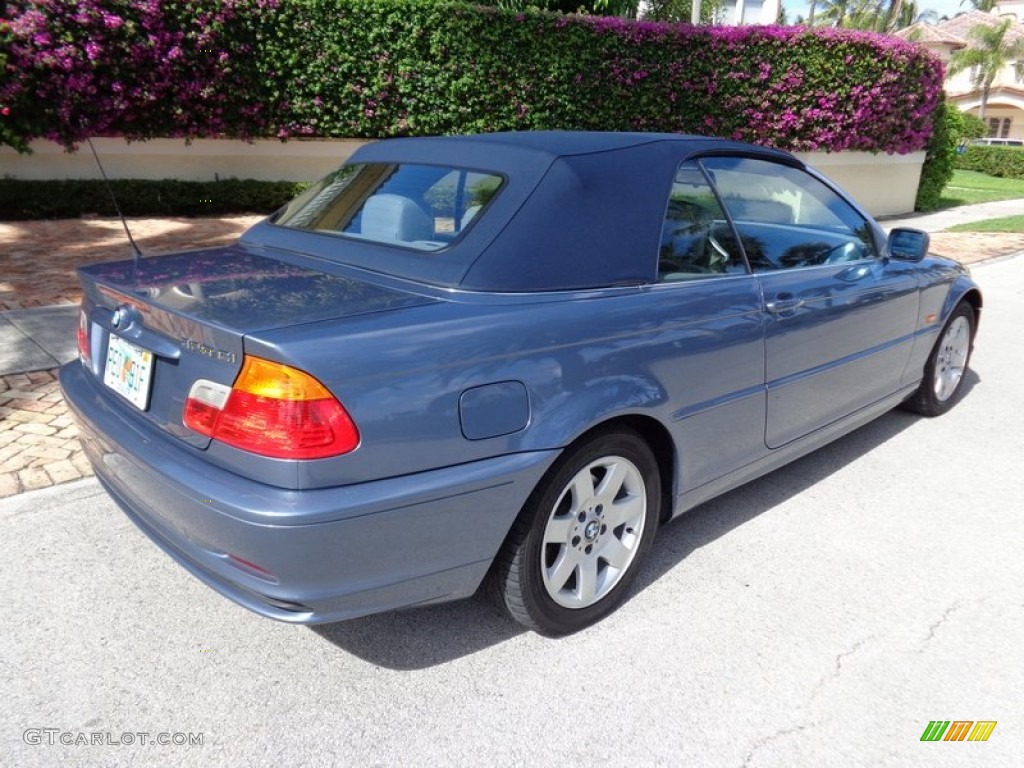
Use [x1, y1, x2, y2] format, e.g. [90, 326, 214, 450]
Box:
[765, 296, 805, 314]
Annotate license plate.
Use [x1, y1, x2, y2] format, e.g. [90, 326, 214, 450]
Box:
[103, 335, 154, 410]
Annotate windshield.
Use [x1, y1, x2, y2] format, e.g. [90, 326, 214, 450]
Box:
[272, 163, 504, 252]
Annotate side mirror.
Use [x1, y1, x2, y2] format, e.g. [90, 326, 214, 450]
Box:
[888, 228, 929, 262]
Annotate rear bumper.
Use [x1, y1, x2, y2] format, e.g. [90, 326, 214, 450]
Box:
[60, 361, 557, 624]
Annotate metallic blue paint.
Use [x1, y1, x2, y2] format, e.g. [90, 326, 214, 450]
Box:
[459, 381, 531, 440]
[60, 132, 982, 625]
[61, 361, 557, 622]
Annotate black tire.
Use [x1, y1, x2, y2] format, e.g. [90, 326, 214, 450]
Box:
[903, 301, 975, 417]
[491, 428, 661, 636]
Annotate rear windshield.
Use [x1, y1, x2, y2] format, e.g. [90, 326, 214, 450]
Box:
[272, 163, 504, 251]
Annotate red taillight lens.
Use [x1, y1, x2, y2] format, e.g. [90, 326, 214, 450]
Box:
[183, 380, 231, 437]
[77, 307, 90, 364]
[183, 356, 359, 459]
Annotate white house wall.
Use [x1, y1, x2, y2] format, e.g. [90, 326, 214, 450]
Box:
[0, 138, 925, 217]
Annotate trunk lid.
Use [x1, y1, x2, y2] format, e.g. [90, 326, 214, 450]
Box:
[77, 244, 434, 448]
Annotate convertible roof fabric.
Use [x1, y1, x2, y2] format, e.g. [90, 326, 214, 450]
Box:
[317, 132, 801, 291]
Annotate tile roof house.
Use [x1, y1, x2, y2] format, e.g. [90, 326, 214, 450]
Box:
[897, 3, 1024, 140]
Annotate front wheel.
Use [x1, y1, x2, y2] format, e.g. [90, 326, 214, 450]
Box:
[903, 302, 975, 417]
[491, 428, 660, 636]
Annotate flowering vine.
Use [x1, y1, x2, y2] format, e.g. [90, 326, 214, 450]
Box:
[0, 0, 944, 155]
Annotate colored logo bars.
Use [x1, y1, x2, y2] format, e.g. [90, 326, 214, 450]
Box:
[920, 721, 997, 742]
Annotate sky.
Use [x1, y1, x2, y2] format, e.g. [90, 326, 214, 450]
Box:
[921, 0, 974, 18]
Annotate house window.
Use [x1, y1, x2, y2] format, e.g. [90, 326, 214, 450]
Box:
[988, 118, 1012, 138]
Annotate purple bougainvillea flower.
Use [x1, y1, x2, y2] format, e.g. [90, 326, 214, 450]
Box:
[0, 0, 942, 155]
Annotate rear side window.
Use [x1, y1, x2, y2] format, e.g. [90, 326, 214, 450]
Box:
[273, 164, 503, 251]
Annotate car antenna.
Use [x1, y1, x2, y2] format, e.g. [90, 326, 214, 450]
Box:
[86, 137, 143, 268]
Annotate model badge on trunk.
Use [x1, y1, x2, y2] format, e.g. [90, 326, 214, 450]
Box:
[182, 339, 237, 364]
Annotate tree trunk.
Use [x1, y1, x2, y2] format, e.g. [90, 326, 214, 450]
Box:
[886, 0, 903, 33]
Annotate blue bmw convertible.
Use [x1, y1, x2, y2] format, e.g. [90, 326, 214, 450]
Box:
[60, 132, 981, 635]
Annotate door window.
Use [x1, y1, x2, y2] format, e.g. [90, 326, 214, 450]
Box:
[700, 157, 876, 272]
[657, 162, 746, 282]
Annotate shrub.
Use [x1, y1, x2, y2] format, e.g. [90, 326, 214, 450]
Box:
[0, 16, 22, 151]
[1, 0, 943, 156]
[0, 178, 307, 219]
[954, 145, 1024, 180]
[915, 99, 957, 212]
[956, 112, 988, 145]
[0, 0, 279, 148]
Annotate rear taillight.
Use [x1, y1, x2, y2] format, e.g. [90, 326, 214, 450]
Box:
[184, 356, 359, 460]
[77, 307, 90, 365]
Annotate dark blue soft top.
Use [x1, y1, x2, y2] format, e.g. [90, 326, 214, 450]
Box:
[249, 132, 802, 292]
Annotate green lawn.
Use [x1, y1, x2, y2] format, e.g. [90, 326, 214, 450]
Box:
[947, 215, 1024, 233]
[940, 170, 1024, 207]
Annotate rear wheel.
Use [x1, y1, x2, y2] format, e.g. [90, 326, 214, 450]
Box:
[903, 302, 975, 417]
[492, 428, 660, 636]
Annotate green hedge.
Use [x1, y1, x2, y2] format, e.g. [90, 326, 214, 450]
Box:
[954, 145, 1024, 180]
[265, 4, 941, 153]
[2, 0, 942, 155]
[0, 179, 307, 220]
[915, 100, 957, 212]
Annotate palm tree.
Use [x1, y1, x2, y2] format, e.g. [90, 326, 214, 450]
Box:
[641, 0, 722, 22]
[820, 0, 923, 32]
[959, 0, 997, 11]
[489, 0, 640, 14]
[883, 0, 904, 31]
[818, 0, 852, 27]
[949, 18, 1024, 121]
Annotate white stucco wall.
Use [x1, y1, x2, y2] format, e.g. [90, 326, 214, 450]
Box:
[794, 151, 927, 217]
[0, 138, 926, 217]
[0, 137, 365, 183]
[719, 0, 781, 25]
[997, 0, 1023, 21]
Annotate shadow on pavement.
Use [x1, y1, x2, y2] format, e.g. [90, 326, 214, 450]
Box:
[310, 374, 981, 670]
[309, 592, 525, 669]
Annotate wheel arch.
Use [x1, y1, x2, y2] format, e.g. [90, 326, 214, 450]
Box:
[942, 276, 982, 333]
[562, 414, 677, 524]
[958, 287, 983, 337]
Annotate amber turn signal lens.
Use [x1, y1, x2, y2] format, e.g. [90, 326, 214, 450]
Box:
[183, 357, 359, 459]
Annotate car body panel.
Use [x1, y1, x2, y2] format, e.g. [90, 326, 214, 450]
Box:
[61, 360, 558, 623]
[238, 274, 765, 492]
[59, 131, 982, 625]
[759, 258, 920, 447]
[77, 244, 436, 453]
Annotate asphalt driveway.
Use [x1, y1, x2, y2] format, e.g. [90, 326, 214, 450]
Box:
[2, 255, 1021, 768]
